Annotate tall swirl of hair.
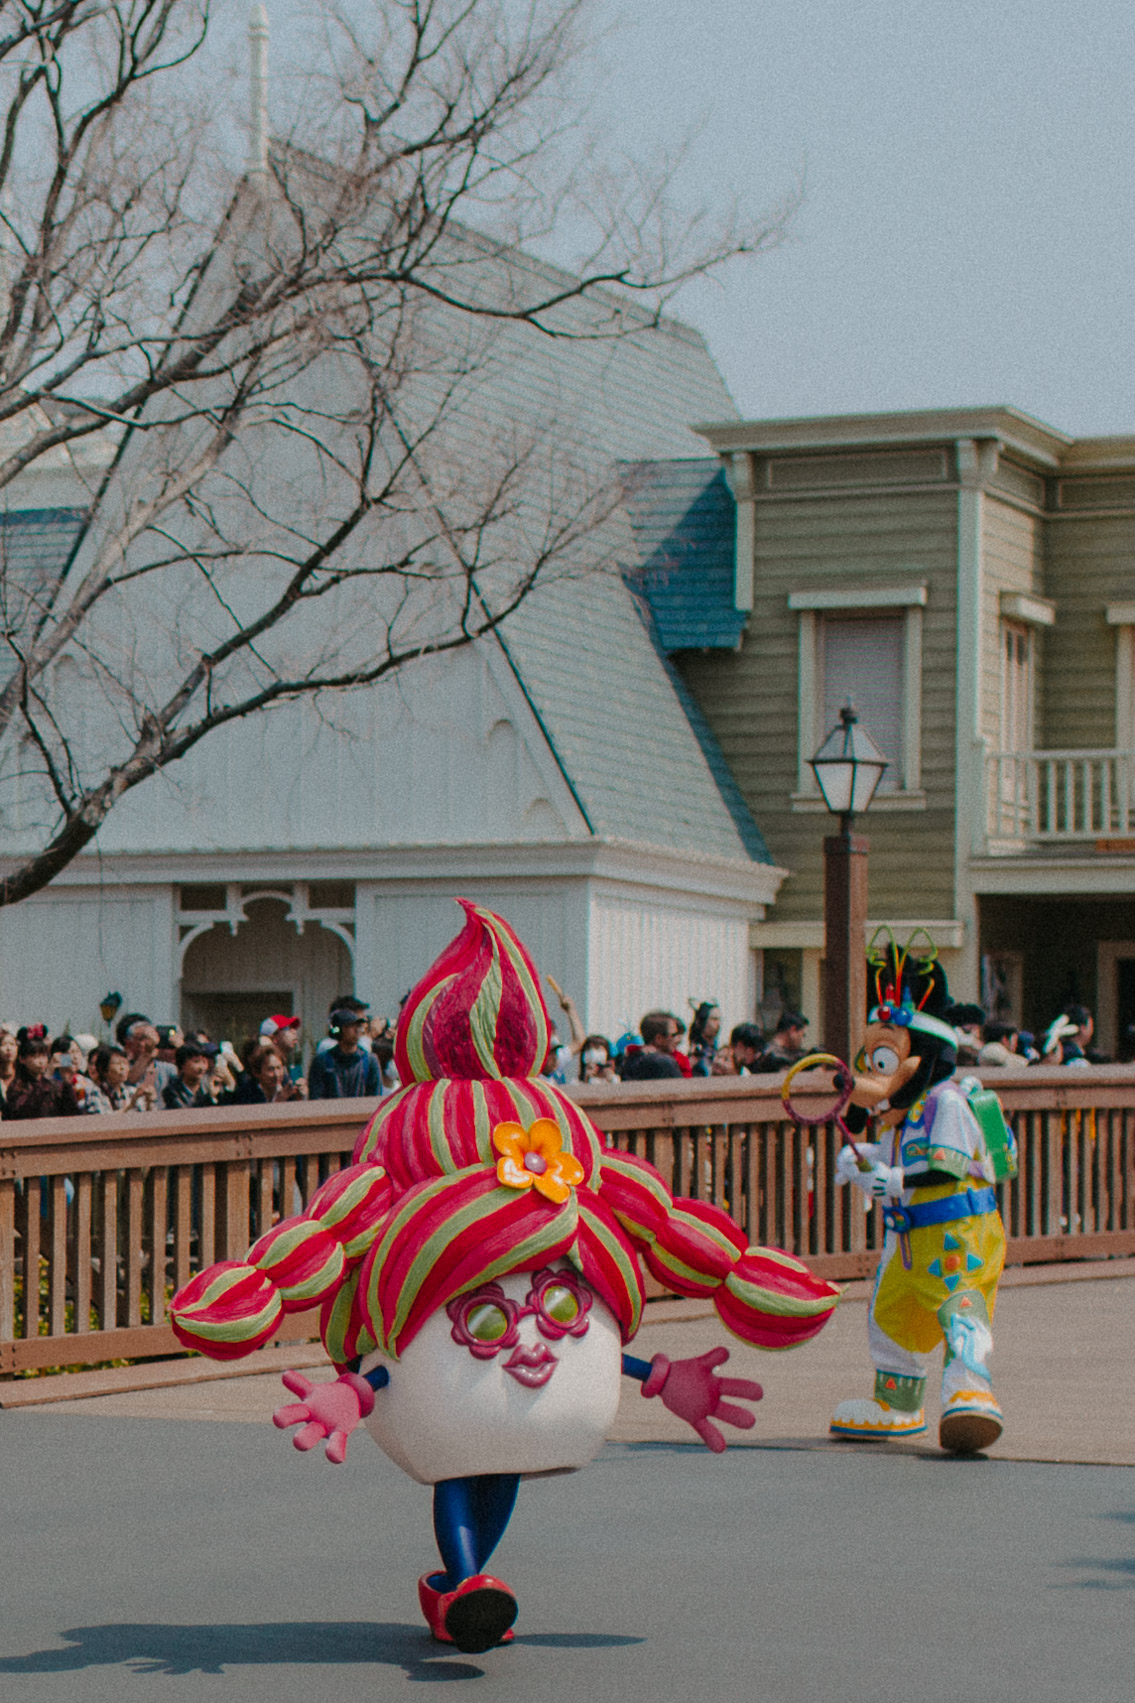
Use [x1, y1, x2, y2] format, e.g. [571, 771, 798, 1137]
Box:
[170, 902, 839, 1364]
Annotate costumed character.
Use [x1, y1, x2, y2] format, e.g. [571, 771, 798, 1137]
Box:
[822, 933, 1016, 1454]
[170, 902, 840, 1654]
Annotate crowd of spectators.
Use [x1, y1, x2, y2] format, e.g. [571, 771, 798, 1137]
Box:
[0, 993, 397, 1120]
[542, 990, 816, 1085]
[0, 979, 1119, 1123]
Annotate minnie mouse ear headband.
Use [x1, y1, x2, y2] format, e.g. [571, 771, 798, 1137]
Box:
[866, 927, 957, 1047]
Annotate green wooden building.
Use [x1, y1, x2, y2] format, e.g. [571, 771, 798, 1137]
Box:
[625, 406, 1135, 1050]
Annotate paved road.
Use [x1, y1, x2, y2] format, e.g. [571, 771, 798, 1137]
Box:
[3, 1410, 1133, 1702]
[37, 1270, 1135, 1466]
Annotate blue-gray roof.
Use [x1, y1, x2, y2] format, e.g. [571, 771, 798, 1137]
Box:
[620, 459, 744, 652]
[0, 507, 87, 635]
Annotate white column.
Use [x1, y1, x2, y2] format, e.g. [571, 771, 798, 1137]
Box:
[953, 437, 997, 1001]
[248, 5, 270, 177]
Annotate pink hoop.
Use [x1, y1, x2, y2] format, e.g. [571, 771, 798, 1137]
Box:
[780, 1052, 854, 1129]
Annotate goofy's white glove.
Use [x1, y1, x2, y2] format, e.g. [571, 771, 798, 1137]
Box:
[836, 1146, 903, 1200]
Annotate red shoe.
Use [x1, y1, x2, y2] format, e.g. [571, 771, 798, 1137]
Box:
[440, 1574, 518, 1653]
[418, 1574, 452, 1643]
[418, 1572, 516, 1650]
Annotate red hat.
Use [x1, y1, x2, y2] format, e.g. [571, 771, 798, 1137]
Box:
[259, 1014, 301, 1036]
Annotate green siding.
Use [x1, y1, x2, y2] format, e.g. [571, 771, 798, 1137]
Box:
[1041, 513, 1135, 749]
[981, 495, 1044, 745]
[678, 486, 958, 923]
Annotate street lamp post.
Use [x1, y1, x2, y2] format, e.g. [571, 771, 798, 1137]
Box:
[809, 704, 888, 1069]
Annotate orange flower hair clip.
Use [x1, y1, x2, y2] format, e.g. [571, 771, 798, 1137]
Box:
[492, 1118, 583, 1205]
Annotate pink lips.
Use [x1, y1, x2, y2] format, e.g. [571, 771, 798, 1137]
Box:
[503, 1343, 558, 1388]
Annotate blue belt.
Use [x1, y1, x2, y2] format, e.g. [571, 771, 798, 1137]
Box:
[882, 1186, 999, 1236]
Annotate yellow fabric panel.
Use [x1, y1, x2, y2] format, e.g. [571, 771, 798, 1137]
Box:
[873, 1185, 1005, 1354]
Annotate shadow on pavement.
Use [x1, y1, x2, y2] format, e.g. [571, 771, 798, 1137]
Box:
[0, 1621, 639, 1681]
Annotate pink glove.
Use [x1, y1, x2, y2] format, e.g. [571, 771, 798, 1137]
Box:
[642, 1347, 763, 1453]
[272, 1369, 375, 1464]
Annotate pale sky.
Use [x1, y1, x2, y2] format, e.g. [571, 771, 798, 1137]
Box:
[585, 0, 1135, 437]
[260, 1, 1135, 439]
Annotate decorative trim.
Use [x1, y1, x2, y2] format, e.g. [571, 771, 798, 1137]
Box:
[35, 836, 786, 910]
[790, 790, 927, 813]
[969, 855, 1135, 895]
[176, 880, 356, 975]
[751, 918, 965, 951]
[693, 405, 1071, 473]
[1000, 591, 1055, 628]
[725, 451, 756, 612]
[788, 585, 928, 611]
[1106, 602, 1135, 626]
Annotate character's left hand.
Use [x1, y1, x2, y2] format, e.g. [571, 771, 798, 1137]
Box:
[642, 1347, 763, 1453]
[272, 1369, 375, 1464]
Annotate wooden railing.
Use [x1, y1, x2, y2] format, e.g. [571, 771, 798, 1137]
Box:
[3, 1068, 1134, 1377]
[987, 747, 1135, 842]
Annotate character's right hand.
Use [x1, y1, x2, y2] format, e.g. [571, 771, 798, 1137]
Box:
[272, 1369, 375, 1464]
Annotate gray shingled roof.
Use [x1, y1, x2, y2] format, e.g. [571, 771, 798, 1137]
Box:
[478, 313, 773, 868]
[620, 459, 744, 652]
[498, 566, 770, 863]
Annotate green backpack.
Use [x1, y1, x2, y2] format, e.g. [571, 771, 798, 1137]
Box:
[958, 1076, 1018, 1182]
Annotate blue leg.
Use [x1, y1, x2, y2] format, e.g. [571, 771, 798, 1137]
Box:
[432, 1474, 520, 1588]
[470, 1473, 520, 1573]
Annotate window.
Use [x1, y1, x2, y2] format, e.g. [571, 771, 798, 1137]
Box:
[819, 614, 904, 793]
[1000, 622, 1033, 753]
[791, 585, 926, 805]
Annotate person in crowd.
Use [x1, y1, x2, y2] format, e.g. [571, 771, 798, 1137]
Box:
[711, 1044, 738, 1076]
[368, 1016, 398, 1091]
[977, 1021, 1025, 1069]
[50, 1036, 92, 1110]
[1043, 1003, 1103, 1066]
[619, 1011, 684, 1081]
[115, 1010, 150, 1047]
[121, 1018, 176, 1099]
[543, 975, 586, 1084]
[260, 1015, 304, 1082]
[163, 1040, 221, 1109]
[688, 1002, 722, 1076]
[233, 1041, 307, 1105]
[315, 995, 372, 1055]
[154, 1024, 184, 1066]
[90, 1042, 160, 1112]
[578, 1034, 617, 1083]
[729, 1022, 765, 1075]
[308, 1008, 383, 1099]
[752, 1010, 811, 1074]
[3, 1030, 81, 1119]
[945, 1002, 986, 1067]
[0, 1026, 18, 1109]
[670, 1014, 693, 1078]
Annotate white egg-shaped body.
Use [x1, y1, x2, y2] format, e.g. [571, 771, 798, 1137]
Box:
[360, 1267, 623, 1484]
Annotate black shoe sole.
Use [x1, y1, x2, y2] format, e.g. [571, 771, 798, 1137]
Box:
[444, 1585, 518, 1654]
[939, 1410, 1002, 1455]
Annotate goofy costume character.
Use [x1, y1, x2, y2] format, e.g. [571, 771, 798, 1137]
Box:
[830, 936, 1006, 1454]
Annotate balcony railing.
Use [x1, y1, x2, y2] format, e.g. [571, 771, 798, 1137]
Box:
[986, 748, 1135, 844]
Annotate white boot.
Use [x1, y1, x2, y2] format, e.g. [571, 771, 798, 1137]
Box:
[830, 1372, 927, 1440]
[938, 1292, 1002, 1454]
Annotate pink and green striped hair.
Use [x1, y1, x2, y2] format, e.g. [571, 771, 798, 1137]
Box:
[170, 901, 839, 1364]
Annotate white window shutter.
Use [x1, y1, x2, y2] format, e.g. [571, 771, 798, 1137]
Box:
[820, 615, 904, 791]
